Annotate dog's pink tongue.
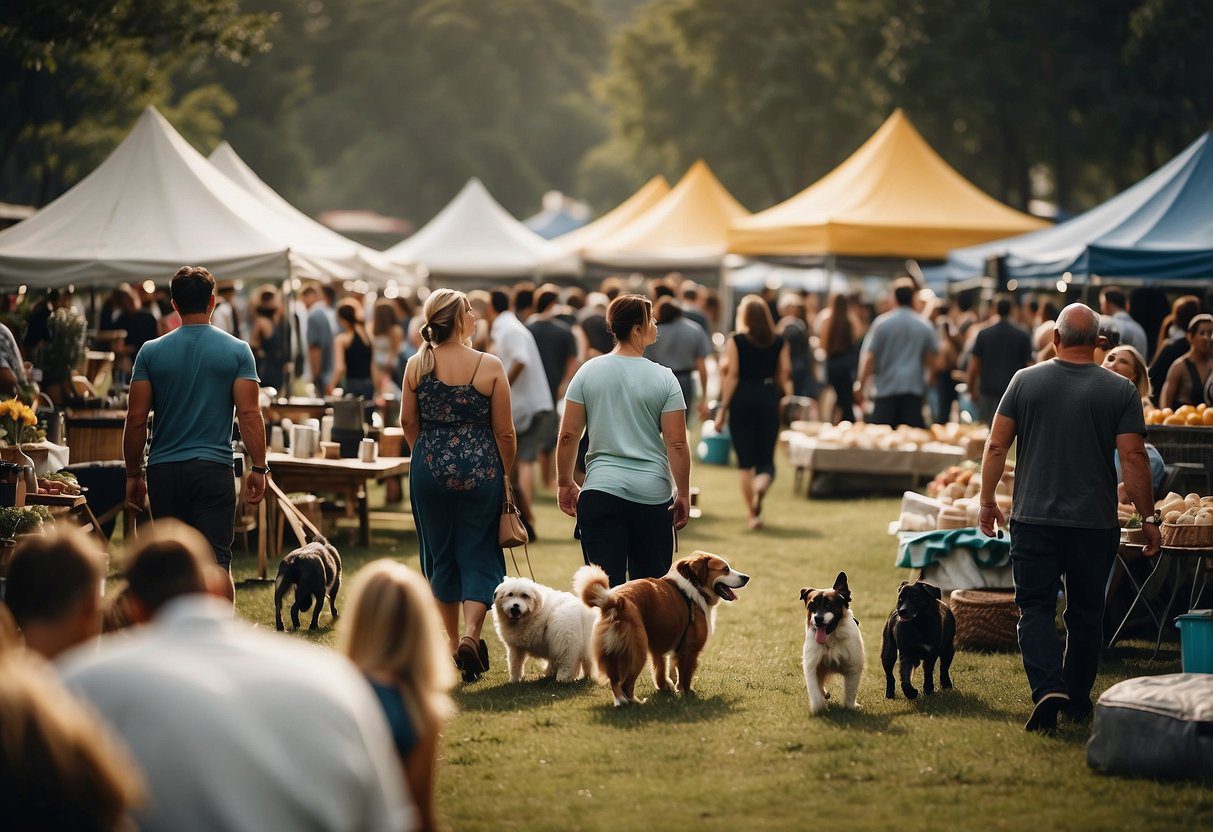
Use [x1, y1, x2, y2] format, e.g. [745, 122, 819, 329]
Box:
[815, 627, 828, 645]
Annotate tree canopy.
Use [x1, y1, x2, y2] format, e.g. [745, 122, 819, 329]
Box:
[2, 0, 1210, 228]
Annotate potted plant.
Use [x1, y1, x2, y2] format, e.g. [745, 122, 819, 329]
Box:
[33, 307, 87, 405]
[0, 398, 47, 478]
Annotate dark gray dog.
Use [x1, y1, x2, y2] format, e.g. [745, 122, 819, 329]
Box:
[881, 580, 956, 699]
[274, 539, 342, 631]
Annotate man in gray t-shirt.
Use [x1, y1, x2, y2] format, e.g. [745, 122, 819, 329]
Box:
[645, 299, 712, 422]
[857, 278, 937, 428]
[978, 303, 1159, 734]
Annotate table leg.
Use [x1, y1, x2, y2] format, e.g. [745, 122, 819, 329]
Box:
[1106, 553, 1167, 648]
[358, 484, 370, 548]
[1152, 556, 1192, 659]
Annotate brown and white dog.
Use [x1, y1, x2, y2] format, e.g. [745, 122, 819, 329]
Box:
[575, 552, 749, 706]
[800, 572, 864, 714]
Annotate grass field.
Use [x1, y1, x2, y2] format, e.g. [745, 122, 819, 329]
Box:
[226, 456, 1211, 832]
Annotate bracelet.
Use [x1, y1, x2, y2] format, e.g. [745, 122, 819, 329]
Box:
[979, 501, 997, 509]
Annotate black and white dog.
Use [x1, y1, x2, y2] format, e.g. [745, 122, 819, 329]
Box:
[881, 580, 955, 700]
[800, 572, 864, 714]
[274, 539, 342, 631]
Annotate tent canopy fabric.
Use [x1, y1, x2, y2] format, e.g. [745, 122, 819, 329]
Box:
[554, 175, 669, 254]
[583, 162, 748, 270]
[0, 107, 361, 287]
[384, 179, 578, 278]
[208, 142, 405, 283]
[948, 132, 1213, 283]
[729, 110, 1048, 259]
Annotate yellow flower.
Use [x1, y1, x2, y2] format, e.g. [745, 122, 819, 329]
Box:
[22, 412, 35, 427]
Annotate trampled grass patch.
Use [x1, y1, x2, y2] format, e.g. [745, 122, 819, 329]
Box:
[228, 458, 1211, 831]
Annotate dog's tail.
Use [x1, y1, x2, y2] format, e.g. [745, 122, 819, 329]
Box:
[574, 565, 613, 611]
[574, 565, 639, 663]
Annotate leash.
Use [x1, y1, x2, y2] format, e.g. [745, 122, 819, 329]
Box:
[505, 541, 535, 581]
[667, 577, 696, 654]
[267, 477, 324, 545]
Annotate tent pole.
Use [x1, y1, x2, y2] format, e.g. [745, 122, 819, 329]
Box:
[284, 252, 296, 398]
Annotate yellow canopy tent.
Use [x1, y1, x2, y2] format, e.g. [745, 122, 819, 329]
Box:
[584, 161, 748, 269]
[729, 109, 1048, 259]
[555, 175, 669, 255]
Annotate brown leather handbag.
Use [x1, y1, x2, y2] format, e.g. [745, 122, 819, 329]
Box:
[499, 478, 534, 579]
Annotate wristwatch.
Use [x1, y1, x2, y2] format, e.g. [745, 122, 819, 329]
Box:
[250, 465, 271, 476]
[1142, 511, 1162, 527]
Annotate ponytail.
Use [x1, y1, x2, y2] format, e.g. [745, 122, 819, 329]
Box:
[413, 290, 468, 382]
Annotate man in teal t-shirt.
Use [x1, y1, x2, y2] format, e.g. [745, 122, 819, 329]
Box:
[124, 266, 268, 570]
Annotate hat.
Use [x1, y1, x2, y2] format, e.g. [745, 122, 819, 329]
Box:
[1187, 313, 1213, 333]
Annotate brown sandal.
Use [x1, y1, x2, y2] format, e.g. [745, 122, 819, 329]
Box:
[457, 636, 485, 682]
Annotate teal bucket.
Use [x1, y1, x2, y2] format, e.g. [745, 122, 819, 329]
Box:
[696, 434, 732, 466]
[1175, 610, 1213, 674]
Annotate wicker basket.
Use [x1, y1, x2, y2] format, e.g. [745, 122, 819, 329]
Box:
[950, 589, 1019, 651]
[1161, 522, 1213, 548]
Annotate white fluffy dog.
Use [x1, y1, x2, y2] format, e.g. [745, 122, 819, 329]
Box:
[492, 576, 597, 682]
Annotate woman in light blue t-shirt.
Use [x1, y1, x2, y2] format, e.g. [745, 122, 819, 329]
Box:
[556, 295, 691, 586]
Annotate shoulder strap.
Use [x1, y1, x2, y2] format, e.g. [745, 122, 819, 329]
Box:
[468, 352, 486, 386]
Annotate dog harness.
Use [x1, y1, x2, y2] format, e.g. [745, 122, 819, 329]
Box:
[669, 579, 697, 654]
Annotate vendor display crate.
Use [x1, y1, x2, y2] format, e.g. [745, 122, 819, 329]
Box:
[1147, 425, 1213, 494]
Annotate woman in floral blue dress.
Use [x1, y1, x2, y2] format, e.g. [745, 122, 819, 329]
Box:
[400, 289, 516, 682]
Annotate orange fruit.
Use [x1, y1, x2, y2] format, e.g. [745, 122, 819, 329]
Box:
[1199, 403, 1208, 413]
[1187, 413, 1203, 426]
[1177, 405, 1196, 419]
[1165, 414, 1188, 425]
[1162, 408, 1174, 417]
[1203, 409, 1213, 426]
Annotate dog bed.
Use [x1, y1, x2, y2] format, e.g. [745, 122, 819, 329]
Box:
[1087, 673, 1213, 783]
[949, 589, 1019, 651]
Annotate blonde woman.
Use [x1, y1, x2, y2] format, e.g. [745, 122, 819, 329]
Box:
[400, 289, 515, 683]
[0, 651, 144, 830]
[340, 560, 454, 832]
[714, 294, 791, 530]
[1102, 344, 1166, 493]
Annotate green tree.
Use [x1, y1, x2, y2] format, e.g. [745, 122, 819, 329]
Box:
[0, 0, 274, 205]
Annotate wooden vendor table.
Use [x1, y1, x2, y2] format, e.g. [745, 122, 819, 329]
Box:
[261, 453, 409, 576]
[25, 492, 109, 547]
[65, 409, 127, 464]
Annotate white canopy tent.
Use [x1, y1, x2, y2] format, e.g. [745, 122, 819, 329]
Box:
[384, 178, 579, 280]
[208, 142, 407, 284]
[0, 107, 361, 287]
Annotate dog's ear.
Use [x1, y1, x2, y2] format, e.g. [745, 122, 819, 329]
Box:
[799, 587, 812, 604]
[676, 559, 699, 586]
[918, 581, 942, 601]
[833, 571, 851, 602]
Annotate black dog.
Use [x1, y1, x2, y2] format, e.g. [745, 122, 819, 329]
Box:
[274, 539, 342, 631]
[881, 580, 955, 700]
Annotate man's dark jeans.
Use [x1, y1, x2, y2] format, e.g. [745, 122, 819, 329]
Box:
[1010, 520, 1118, 710]
[871, 393, 927, 428]
[147, 460, 236, 570]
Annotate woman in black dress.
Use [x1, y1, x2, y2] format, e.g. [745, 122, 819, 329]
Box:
[330, 299, 375, 398]
[714, 295, 791, 530]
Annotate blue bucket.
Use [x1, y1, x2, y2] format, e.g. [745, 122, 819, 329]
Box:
[696, 434, 732, 466]
[1175, 610, 1213, 674]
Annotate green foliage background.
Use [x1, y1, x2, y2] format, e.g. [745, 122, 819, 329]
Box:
[2, 0, 1211, 227]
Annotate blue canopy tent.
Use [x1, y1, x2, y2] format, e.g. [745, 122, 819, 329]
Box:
[948, 132, 1213, 285]
[525, 207, 587, 240]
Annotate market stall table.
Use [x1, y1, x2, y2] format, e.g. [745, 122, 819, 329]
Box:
[25, 491, 108, 547]
[261, 452, 409, 576]
[786, 431, 966, 496]
[1107, 541, 1212, 657]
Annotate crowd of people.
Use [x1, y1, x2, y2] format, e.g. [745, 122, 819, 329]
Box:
[2, 265, 1212, 826]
